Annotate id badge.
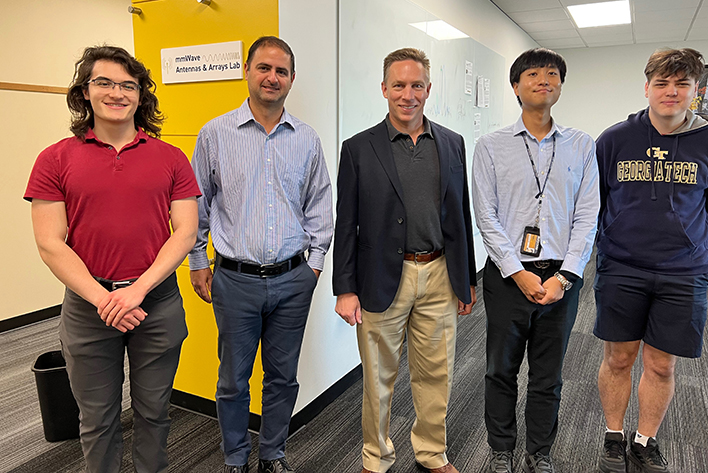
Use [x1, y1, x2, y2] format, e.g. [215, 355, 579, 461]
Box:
[520, 226, 542, 257]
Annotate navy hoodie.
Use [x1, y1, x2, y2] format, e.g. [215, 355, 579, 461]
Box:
[596, 108, 708, 275]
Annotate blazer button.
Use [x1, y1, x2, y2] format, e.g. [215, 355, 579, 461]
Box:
[397, 248, 403, 254]
[397, 217, 404, 224]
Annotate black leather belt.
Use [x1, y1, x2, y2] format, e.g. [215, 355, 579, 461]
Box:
[96, 278, 137, 291]
[216, 253, 305, 277]
[95, 272, 177, 295]
[523, 260, 563, 270]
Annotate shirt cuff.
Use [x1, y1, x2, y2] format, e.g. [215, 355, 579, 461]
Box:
[188, 250, 210, 271]
[560, 254, 585, 280]
[498, 256, 524, 279]
[307, 250, 325, 272]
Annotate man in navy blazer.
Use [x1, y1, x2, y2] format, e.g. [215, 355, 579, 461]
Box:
[333, 48, 477, 473]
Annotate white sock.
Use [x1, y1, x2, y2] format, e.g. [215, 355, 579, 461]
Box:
[605, 427, 624, 439]
[634, 431, 653, 447]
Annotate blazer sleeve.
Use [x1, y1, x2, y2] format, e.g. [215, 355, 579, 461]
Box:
[332, 139, 359, 295]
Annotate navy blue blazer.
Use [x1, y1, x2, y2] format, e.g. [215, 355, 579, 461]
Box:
[332, 119, 476, 313]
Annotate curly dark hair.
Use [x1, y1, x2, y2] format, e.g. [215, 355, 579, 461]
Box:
[67, 45, 164, 138]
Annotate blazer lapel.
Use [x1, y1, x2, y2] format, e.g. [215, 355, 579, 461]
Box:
[369, 120, 404, 202]
[433, 122, 451, 201]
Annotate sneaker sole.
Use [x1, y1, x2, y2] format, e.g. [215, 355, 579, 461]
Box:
[628, 450, 668, 473]
[599, 458, 627, 473]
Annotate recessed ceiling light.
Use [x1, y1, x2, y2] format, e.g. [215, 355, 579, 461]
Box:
[567, 0, 631, 28]
[409, 20, 469, 41]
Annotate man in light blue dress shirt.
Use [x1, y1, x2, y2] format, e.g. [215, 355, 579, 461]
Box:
[188, 36, 333, 473]
[471, 48, 599, 473]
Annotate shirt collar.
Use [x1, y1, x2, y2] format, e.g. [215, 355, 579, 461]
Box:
[512, 115, 563, 141]
[235, 98, 295, 132]
[84, 128, 148, 146]
[385, 114, 434, 141]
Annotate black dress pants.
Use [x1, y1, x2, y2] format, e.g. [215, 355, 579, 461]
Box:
[483, 258, 582, 455]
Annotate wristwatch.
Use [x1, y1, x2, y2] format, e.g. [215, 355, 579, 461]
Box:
[554, 272, 573, 291]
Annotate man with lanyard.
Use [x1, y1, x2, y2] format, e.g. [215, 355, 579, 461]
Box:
[472, 48, 599, 473]
[24, 45, 200, 472]
[189, 36, 333, 473]
[595, 48, 708, 473]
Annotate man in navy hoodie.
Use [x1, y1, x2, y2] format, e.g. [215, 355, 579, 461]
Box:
[595, 48, 708, 473]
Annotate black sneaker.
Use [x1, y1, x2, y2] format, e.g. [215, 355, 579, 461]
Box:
[522, 451, 555, 473]
[628, 432, 669, 472]
[488, 450, 513, 473]
[599, 432, 627, 472]
[224, 465, 249, 473]
[259, 457, 295, 473]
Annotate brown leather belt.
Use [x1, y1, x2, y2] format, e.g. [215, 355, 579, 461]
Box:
[403, 249, 444, 263]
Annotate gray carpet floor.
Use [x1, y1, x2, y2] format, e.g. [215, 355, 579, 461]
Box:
[2, 257, 708, 472]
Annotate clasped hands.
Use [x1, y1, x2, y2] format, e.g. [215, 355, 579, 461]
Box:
[97, 283, 148, 333]
[511, 269, 564, 305]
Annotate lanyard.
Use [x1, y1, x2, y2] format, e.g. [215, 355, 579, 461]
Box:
[522, 133, 556, 227]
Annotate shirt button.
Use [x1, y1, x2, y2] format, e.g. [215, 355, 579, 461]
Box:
[397, 217, 404, 224]
[397, 248, 403, 254]
[269, 226, 273, 230]
[269, 249, 273, 253]
[107, 146, 113, 150]
[268, 181, 272, 185]
[542, 241, 547, 244]
[117, 156, 121, 160]
[542, 218, 546, 221]
[267, 159, 271, 162]
[269, 204, 273, 208]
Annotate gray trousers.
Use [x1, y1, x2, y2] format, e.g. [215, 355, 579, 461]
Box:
[60, 273, 187, 473]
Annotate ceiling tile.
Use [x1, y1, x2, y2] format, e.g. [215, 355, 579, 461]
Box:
[634, 8, 698, 22]
[518, 18, 577, 32]
[507, 8, 569, 23]
[633, 0, 700, 12]
[583, 38, 635, 47]
[492, 0, 563, 13]
[687, 18, 708, 39]
[576, 24, 633, 38]
[538, 37, 587, 49]
[531, 29, 581, 40]
[634, 30, 687, 42]
[686, 28, 708, 40]
[633, 19, 693, 32]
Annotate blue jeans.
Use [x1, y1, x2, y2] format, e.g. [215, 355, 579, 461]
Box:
[211, 262, 318, 466]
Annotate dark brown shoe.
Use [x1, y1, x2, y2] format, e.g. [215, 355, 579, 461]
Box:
[417, 462, 459, 473]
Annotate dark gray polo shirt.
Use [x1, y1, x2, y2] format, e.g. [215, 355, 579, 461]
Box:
[386, 116, 444, 253]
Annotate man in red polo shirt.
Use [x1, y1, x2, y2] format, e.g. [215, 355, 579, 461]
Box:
[24, 46, 200, 473]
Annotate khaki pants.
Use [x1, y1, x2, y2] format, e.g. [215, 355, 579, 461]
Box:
[358, 256, 458, 472]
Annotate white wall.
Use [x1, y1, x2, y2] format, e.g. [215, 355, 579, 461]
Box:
[1, 0, 134, 321]
[279, 0, 539, 409]
[554, 40, 708, 139]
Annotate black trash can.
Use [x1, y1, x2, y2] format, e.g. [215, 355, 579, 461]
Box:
[32, 350, 80, 442]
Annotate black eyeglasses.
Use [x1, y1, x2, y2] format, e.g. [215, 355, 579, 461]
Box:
[87, 78, 141, 93]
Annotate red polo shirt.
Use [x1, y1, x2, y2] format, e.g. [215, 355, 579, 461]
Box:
[25, 129, 201, 281]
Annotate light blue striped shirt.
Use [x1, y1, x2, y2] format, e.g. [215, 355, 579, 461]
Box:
[472, 116, 599, 279]
[189, 99, 333, 271]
